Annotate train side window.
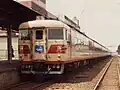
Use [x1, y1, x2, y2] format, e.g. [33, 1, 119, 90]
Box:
[20, 29, 30, 40]
[65, 29, 67, 40]
[36, 30, 43, 39]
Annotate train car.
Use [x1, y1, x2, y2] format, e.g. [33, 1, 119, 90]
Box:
[18, 20, 111, 74]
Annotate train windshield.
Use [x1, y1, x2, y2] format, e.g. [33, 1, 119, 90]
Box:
[48, 28, 63, 39]
[36, 30, 43, 39]
[19, 29, 30, 40]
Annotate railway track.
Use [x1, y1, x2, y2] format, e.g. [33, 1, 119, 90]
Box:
[93, 58, 113, 90]
[3, 80, 54, 90]
[93, 56, 120, 90]
[1, 74, 56, 90]
[43, 57, 111, 90]
[42, 57, 120, 90]
[2, 81, 30, 90]
[2, 57, 117, 90]
[2, 64, 92, 90]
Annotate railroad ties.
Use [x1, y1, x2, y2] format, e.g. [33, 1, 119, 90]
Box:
[2, 56, 120, 90]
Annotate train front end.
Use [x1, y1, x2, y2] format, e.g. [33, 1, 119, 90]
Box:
[19, 28, 50, 74]
[18, 20, 68, 74]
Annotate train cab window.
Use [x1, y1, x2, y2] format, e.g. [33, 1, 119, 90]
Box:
[36, 30, 43, 39]
[48, 29, 63, 39]
[19, 29, 30, 40]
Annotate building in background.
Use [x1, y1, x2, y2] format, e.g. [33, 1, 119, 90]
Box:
[0, 30, 18, 60]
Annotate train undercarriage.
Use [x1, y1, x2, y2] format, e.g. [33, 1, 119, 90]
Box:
[21, 63, 65, 74]
[21, 56, 111, 75]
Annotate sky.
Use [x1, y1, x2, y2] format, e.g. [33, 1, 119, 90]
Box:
[46, 0, 120, 52]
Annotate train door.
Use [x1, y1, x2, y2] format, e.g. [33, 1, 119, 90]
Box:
[32, 28, 47, 61]
[66, 29, 72, 58]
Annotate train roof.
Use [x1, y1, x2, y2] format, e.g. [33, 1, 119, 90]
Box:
[19, 20, 110, 52]
[19, 20, 70, 29]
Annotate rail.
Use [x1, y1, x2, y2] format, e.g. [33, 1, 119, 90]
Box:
[2, 80, 54, 90]
[2, 81, 30, 90]
[93, 58, 113, 90]
[30, 80, 54, 90]
[117, 57, 120, 89]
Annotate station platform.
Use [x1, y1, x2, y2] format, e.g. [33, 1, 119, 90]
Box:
[0, 60, 20, 72]
[0, 60, 21, 89]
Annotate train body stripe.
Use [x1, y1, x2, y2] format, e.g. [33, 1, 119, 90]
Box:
[48, 44, 67, 54]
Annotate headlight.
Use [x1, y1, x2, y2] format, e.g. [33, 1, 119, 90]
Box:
[28, 65, 31, 68]
[53, 65, 55, 68]
[56, 65, 60, 69]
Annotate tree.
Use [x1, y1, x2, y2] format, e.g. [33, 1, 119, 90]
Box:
[117, 45, 120, 54]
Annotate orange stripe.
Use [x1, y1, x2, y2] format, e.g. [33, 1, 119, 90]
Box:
[21, 61, 33, 64]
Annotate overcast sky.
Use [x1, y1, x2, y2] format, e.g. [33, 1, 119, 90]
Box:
[46, 0, 120, 52]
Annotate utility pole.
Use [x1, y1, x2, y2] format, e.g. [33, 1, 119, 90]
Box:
[7, 24, 12, 64]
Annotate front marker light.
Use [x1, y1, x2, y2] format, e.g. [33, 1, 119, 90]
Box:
[56, 65, 60, 69]
[53, 65, 56, 68]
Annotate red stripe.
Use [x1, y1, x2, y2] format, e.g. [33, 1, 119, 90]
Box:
[38, 55, 109, 64]
[48, 44, 67, 54]
[23, 45, 30, 54]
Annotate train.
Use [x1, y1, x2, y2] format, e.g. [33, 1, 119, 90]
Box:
[18, 19, 111, 74]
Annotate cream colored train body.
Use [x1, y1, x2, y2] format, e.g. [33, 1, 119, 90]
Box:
[18, 20, 111, 74]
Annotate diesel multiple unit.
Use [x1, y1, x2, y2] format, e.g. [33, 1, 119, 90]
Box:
[18, 20, 111, 74]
